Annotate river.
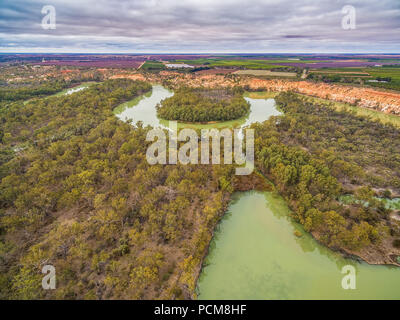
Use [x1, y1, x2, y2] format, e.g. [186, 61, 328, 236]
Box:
[53, 82, 95, 97]
[114, 84, 280, 130]
[196, 191, 400, 299]
[114, 84, 400, 300]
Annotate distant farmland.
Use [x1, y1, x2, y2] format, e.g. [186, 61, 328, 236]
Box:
[174, 57, 400, 69]
[233, 69, 297, 77]
[194, 68, 236, 75]
[174, 58, 289, 69]
[366, 67, 400, 90]
[308, 66, 400, 91]
[173, 58, 394, 69]
[140, 60, 166, 71]
[38, 59, 144, 68]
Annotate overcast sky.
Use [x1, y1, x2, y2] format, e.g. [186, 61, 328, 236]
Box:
[0, 0, 399, 53]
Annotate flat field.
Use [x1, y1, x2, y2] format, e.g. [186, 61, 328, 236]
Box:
[174, 58, 289, 69]
[234, 69, 297, 77]
[140, 60, 166, 71]
[309, 66, 400, 90]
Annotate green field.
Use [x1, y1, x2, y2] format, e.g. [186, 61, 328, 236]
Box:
[310, 70, 370, 77]
[140, 60, 166, 71]
[170, 58, 400, 91]
[367, 66, 400, 79]
[308, 66, 400, 91]
[311, 67, 367, 73]
[233, 69, 297, 77]
[172, 58, 318, 70]
[365, 66, 400, 90]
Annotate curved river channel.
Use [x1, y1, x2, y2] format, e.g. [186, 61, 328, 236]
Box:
[115, 85, 400, 300]
[114, 85, 281, 130]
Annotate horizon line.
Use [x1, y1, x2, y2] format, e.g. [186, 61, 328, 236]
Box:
[1, 52, 400, 55]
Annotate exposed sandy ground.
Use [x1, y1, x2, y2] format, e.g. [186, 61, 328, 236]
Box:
[110, 73, 147, 81]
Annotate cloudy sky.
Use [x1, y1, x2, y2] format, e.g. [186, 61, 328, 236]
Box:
[0, 0, 399, 53]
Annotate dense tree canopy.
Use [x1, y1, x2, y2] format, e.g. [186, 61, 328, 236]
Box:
[274, 92, 400, 191]
[0, 80, 72, 101]
[0, 79, 238, 299]
[252, 92, 400, 251]
[1, 80, 399, 300]
[156, 87, 250, 122]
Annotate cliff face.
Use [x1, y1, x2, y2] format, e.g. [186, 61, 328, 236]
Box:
[246, 79, 400, 115]
[108, 72, 400, 115]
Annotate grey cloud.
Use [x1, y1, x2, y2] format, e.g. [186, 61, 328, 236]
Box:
[0, 0, 399, 52]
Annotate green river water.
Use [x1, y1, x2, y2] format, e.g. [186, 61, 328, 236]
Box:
[114, 84, 280, 130]
[197, 192, 400, 299]
[114, 85, 400, 300]
[23, 82, 95, 105]
[53, 82, 95, 97]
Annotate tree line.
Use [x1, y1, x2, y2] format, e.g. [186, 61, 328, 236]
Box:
[0, 80, 71, 101]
